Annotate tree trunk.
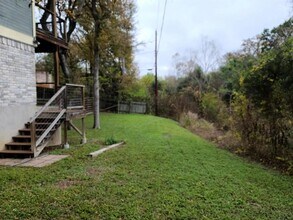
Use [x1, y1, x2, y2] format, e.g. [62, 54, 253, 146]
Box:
[59, 49, 70, 80]
[58, 18, 77, 81]
[92, 45, 100, 129]
[93, 57, 100, 128]
[40, 0, 54, 32]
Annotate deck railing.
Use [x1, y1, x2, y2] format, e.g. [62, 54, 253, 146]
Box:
[29, 84, 85, 156]
[35, 2, 67, 42]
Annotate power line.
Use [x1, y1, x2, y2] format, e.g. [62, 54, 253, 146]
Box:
[156, 0, 161, 30]
[158, 0, 168, 53]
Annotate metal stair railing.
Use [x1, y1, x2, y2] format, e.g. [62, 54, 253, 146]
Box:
[29, 84, 85, 157]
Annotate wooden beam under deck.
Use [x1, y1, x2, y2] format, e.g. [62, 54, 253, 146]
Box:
[36, 29, 68, 53]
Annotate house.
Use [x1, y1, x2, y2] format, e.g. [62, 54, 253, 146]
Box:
[0, 0, 37, 151]
[0, 0, 86, 157]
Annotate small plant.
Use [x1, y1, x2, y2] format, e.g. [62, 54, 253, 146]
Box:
[104, 136, 118, 145]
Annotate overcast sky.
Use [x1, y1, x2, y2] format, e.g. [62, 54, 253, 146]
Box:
[134, 0, 292, 77]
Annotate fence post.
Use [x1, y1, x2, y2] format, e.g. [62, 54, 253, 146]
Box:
[82, 86, 85, 110]
[81, 117, 87, 144]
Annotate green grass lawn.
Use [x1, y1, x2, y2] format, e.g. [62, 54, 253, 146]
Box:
[0, 113, 292, 219]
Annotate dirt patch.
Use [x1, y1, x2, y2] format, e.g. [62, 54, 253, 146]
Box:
[56, 179, 83, 189]
[86, 166, 113, 176]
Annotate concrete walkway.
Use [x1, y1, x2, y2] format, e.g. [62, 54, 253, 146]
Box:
[0, 155, 68, 167]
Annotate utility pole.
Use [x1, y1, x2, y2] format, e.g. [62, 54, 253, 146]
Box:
[155, 30, 158, 116]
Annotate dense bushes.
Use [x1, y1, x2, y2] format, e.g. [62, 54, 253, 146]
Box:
[202, 92, 229, 126]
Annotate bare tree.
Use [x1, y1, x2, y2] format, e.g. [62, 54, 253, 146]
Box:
[195, 36, 221, 74]
[172, 36, 221, 76]
[172, 52, 198, 77]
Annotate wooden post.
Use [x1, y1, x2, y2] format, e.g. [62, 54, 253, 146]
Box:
[81, 117, 87, 144]
[82, 86, 85, 110]
[63, 120, 69, 149]
[30, 121, 37, 157]
[54, 47, 60, 93]
[63, 85, 69, 148]
[52, 0, 59, 92]
[52, 0, 57, 38]
[81, 85, 87, 144]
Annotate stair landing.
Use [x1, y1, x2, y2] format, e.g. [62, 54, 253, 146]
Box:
[0, 155, 69, 167]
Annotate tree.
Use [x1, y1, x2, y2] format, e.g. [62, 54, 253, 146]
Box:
[80, 0, 136, 129]
[37, 0, 85, 79]
[82, 0, 108, 129]
[230, 19, 293, 158]
[98, 0, 136, 102]
[196, 36, 221, 73]
[216, 52, 256, 107]
[244, 37, 293, 118]
[56, 0, 85, 79]
[172, 52, 206, 94]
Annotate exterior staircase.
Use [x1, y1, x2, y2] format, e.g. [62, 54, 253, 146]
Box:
[0, 84, 85, 158]
[1, 111, 65, 158]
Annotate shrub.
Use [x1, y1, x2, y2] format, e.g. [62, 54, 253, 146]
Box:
[202, 92, 229, 127]
[104, 136, 118, 145]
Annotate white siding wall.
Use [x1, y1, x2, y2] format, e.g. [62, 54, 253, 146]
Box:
[0, 0, 33, 36]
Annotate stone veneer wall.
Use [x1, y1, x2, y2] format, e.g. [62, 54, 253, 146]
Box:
[0, 36, 37, 150]
[0, 36, 36, 106]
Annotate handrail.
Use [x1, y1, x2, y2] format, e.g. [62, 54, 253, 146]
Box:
[29, 86, 66, 123]
[67, 106, 84, 110]
[36, 109, 66, 147]
[30, 84, 85, 155]
[66, 83, 85, 88]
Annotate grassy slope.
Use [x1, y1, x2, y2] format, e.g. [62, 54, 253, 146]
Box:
[0, 113, 292, 219]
